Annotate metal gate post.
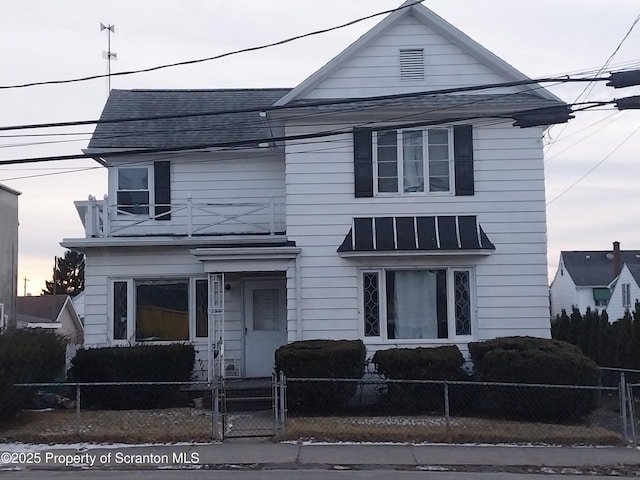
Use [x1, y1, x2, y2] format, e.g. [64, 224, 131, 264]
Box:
[279, 371, 287, 435]
[212, 380, 223, 442]
[620, 373, 628, 442]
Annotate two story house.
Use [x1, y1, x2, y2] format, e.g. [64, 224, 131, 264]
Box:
[0, 183, 20, 330]
[549, 241, 640, 318]
[62, 1, 565, 380]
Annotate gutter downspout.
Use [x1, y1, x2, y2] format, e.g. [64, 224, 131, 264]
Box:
[295, 253, 302, 341]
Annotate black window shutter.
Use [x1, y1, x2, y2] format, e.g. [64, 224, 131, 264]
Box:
[353, 128, 373, 198]
[154, 161, 171, 220]
[454, 125, 474, 196]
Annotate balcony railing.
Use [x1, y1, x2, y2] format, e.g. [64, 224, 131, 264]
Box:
[75, 195, 286, 238]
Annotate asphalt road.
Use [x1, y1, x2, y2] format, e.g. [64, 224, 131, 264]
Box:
[0, 471, 636, 480]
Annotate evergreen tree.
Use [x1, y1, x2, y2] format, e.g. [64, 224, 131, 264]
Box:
[567, 306, 582, 346]
[42, 250, 85, 297]
[615, 311, 634, 368]
[551, 309, 570, 341]
[630, 300, 640, 369]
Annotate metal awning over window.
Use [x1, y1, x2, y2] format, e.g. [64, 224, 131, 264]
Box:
[337, 216, 495, 256]
[593, 288, 611, 302]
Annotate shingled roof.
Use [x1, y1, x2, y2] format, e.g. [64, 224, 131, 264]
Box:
[88, 88, 291, 150]
[16, 295, 70, 323]
[562, 250, 640, 286]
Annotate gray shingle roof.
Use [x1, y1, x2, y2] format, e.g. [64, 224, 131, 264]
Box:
[288, 92, 563, 113]
[17, 295, 69, 322]
[562, 250, 640, 286]
[627, 264, 640, 285]
[88, 89, 291, 150]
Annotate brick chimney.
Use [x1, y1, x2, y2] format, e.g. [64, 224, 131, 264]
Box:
[613, 241, 621, 277]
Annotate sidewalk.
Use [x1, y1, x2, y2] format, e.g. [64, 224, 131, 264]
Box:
[2, 440, 639, 473]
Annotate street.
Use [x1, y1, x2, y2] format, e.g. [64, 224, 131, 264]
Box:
[0, 470, 637, 480]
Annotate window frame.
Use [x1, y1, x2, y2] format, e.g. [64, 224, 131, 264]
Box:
[372, 127, 454, 196]
[359, 266, 475, 344]
[109, 277, 208, 344]
[113, 165, 154, 216]
[622, 283, 631, 308]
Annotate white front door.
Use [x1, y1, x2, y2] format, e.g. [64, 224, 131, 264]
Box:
[243, 279, 287, 378]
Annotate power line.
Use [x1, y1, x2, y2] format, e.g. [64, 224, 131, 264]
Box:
[546, 123, 640, 206]
[0, 1, 425, 91]
[545, 12, 640, 153]
[0, 75, 604, 133]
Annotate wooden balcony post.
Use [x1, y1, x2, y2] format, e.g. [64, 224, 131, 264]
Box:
[86, 195, 96, 238]
[102, 194, 110, 237]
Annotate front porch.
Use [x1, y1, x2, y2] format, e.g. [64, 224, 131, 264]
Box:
[191, 246, 301, 382]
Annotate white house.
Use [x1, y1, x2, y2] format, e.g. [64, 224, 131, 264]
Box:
[549, 241, 640, 317]
[606, 263, 640, 321]
[0, 183, 21, 330]
[62, 1, 566, 380]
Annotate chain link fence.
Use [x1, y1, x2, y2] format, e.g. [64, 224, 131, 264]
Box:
[278, 374, 638, 446]
[2, 372, 638, 445]
[1, 380, 276, 443]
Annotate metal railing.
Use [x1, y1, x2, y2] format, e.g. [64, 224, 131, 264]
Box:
[75, 196, 285, 238]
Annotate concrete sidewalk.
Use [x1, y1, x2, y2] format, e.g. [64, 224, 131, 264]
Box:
[3, 440, 639, 472]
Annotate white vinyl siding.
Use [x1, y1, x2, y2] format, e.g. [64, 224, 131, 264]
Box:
[303, 15, 519, 99]
[607, 265, 640, 321]
[106, 151, 285, 237]
[285, 121, 550, 343]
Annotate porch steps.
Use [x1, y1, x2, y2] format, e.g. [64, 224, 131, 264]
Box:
[202, 377, 274, 412]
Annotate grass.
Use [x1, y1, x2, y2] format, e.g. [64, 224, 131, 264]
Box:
[0, 408, 624, 445]
[282, 414, 624, 445]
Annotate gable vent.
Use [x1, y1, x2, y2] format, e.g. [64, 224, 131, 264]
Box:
[400, 48, 424, 81]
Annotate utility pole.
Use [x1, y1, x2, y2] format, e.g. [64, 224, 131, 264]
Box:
[52, 256, 57, 295]
[23, 276, 29, 296]
[100, 23, 116, 94]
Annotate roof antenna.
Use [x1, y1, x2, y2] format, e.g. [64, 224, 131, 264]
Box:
[100, 23, 117, 95]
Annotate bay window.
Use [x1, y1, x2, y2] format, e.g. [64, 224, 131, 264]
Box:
[362, 267, 472, 341]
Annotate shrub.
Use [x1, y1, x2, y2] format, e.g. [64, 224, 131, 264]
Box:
[69, 344, 195, 409]
[372, 346, 472, 413]
[468, 336, 601, 420]
[0, 329, 66, 418]
[275, 339, 366, 413]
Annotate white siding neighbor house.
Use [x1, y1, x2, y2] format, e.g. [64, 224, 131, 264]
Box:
[607, 264, 640, 321]
[0, 183, 21, 330]
[549, 241, 640, 318]
[62, 1, 566, 380]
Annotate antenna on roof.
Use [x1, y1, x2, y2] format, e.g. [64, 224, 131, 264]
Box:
[100, 23, 117, 95]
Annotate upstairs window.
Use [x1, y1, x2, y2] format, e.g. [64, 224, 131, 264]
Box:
[374, 128, 452, 194]
[622, 283, 631, 308]
[117, 167, 150, 215]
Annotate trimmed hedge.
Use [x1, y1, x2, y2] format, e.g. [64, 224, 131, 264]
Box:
[372, 346, 472, 412]
[275, 339, 366, 413]
[468, 336, 601, 420]
[0, 329, 66, 418]
[70, 344, 195, 409]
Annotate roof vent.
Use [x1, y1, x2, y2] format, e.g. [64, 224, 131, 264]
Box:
[400, 49, 424, 81]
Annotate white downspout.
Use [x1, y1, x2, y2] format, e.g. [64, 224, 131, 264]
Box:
[295, 254, 302, 341]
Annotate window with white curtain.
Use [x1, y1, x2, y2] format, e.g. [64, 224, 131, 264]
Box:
[374, 128, 452, 195]
[362, 268, 472, 341]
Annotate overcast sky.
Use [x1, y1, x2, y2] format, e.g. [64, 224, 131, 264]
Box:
[1, 0, 639, 296]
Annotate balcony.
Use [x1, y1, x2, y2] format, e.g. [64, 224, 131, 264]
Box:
[75, 195, 286, 238]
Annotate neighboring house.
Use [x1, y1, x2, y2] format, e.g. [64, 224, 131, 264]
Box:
[17, 294, 84, 375]
[607, 264, 640, 321]
[0, 183, 21, 330]
[549, 242, 640, 317]
[71, 290, 86, 325]
[17, 294, 84, 344]
[62, 1, 566, 380]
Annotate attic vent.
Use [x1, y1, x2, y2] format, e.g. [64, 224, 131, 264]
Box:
[400, 48, 424, 81]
